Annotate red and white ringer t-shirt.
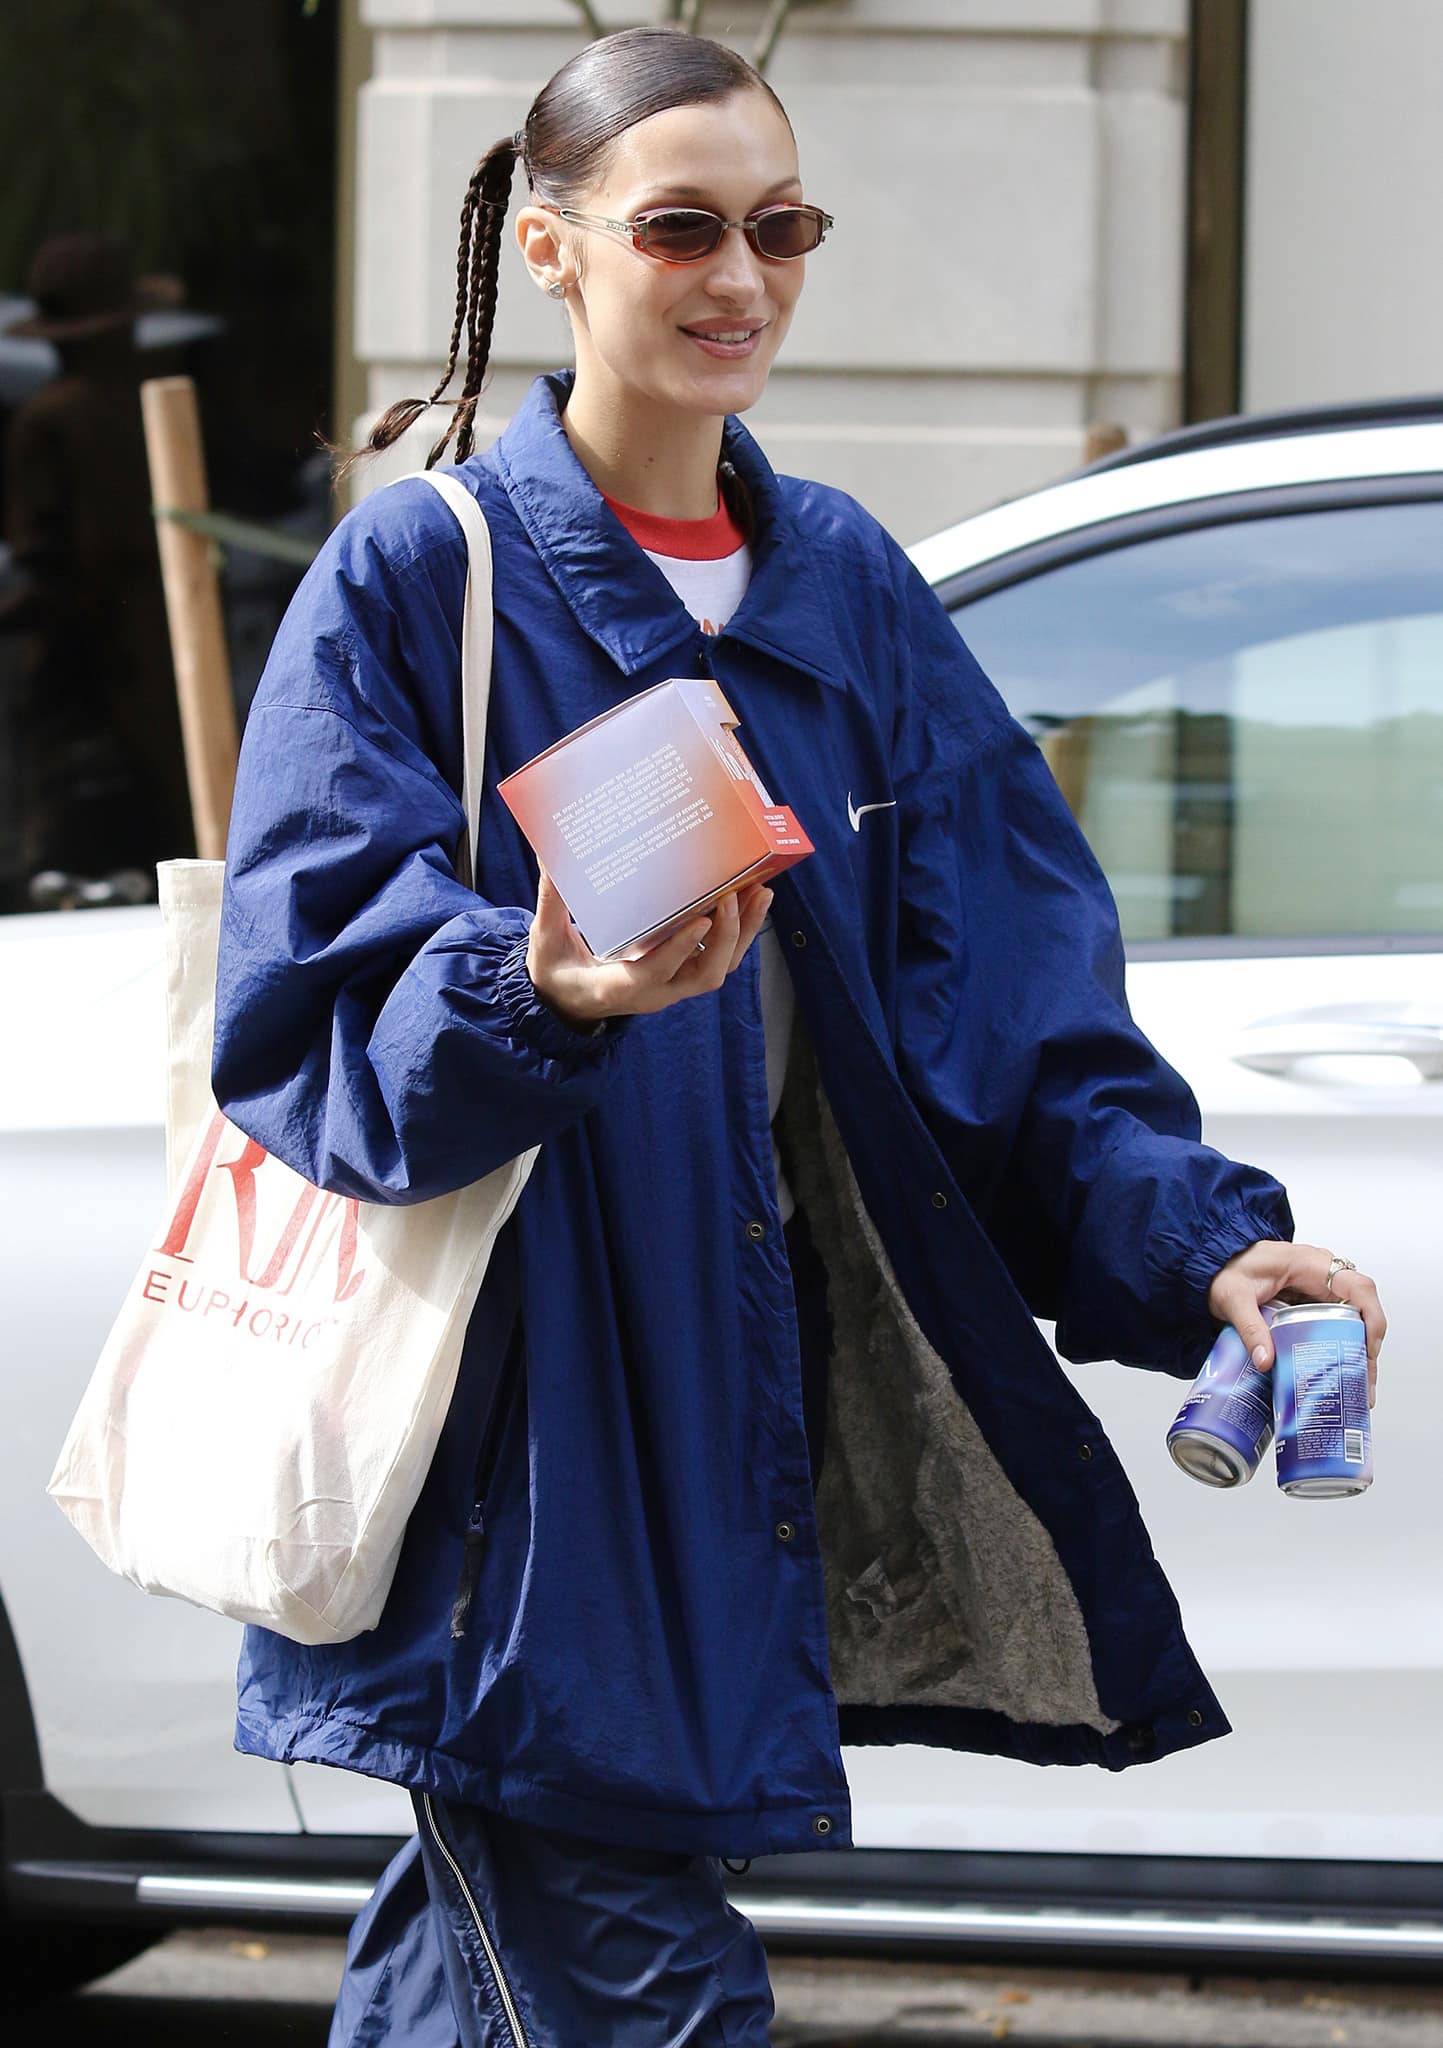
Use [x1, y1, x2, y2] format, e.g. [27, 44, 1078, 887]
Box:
[605, 486, 796, 1224]
[601, 490, 752, 639]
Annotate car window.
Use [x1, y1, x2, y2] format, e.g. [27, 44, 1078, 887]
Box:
[950, 500, 1443, 943]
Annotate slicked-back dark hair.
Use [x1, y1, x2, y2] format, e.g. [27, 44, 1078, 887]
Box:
[343, 26, 789, 477]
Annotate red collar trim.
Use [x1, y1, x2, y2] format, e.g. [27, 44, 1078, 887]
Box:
[602, 488, 747, 562]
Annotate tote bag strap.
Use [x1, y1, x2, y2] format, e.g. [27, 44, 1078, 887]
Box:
[397, 469, 495, 890]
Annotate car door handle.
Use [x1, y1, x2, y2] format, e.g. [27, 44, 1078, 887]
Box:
[1231, 1005, 1443, 1080]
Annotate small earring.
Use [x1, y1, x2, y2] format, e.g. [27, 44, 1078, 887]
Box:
[547, 279, 565, 300]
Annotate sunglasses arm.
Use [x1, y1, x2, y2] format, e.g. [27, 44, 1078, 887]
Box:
[544, 205, 636, 241]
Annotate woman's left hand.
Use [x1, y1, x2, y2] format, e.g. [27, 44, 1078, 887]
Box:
[1206, 1240, 1385, 1407]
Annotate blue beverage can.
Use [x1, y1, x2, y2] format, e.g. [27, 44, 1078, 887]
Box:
[1167, 1310, 1278, 1487]
[1272, 1301, 1373, 1498]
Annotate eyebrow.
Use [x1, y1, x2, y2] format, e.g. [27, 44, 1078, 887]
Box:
[635, 176, 803, 208]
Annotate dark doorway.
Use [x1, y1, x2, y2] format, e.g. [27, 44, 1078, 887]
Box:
[0, 0, 339, 910]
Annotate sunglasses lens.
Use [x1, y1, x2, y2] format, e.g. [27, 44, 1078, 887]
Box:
[641, 210, 723, 261]
[754, 207, 825, 259]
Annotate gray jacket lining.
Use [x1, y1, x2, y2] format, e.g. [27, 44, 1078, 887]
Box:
[775, 1015, 1119, 1735]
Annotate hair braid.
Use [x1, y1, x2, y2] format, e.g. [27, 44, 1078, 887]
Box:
[429, 142, 513, 466]
[431, 163, 486, 407]
[333, 135, 516, 483]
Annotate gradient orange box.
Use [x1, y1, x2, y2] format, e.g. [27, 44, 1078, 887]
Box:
[497, 677, 814, 961]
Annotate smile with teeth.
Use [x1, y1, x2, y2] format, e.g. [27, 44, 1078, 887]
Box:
[681, 322, 766, 354]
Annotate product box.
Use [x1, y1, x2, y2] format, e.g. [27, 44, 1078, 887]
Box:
[497, 677, 813, 961]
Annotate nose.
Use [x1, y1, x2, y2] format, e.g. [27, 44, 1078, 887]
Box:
[701, 223, 768, 303]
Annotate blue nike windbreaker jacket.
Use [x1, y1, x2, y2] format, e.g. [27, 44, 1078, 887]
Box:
[212, 370, 1293, 1859]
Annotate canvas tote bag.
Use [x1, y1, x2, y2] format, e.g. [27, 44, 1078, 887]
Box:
[47, 471, 540, 1645]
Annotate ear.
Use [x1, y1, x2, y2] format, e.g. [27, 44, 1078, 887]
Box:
[515, 205, 572, 298]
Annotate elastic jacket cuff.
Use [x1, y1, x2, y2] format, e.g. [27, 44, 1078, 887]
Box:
[1178, 1193, 1295, 1326]
[494, 933, 632, 1061]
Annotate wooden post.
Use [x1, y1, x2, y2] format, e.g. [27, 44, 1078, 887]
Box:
[1038, 717, 1097, 824]
[141, 376, 239, 860]
[1082, 421, 1129, 465]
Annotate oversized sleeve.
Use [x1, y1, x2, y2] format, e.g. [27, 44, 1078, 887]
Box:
[211, 482, 634, 1205]
[883, 540, 1292, 1374]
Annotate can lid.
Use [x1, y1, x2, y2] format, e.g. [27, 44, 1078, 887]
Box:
[1271, 1300, 1364, 1328]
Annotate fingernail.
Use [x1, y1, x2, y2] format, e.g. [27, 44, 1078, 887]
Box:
[1253, 1345, 1269, 1366]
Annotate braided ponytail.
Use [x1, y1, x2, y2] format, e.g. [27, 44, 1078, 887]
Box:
[435, 137, 513, 466]
[332, 133, 517, 482]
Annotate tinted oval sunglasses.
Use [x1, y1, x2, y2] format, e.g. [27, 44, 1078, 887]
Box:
[541, 201, 833, 264]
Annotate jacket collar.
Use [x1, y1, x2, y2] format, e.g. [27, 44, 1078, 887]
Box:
[480, 370, 849, 694]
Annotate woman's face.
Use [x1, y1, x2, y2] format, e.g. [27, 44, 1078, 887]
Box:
[528, 88, 808, 421]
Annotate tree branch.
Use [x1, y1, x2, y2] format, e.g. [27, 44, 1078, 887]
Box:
[568, 0, 607, 38]
[752, 0, 793, 74]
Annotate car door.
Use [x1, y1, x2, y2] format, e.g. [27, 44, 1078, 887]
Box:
[833, 487, 1443, 1867]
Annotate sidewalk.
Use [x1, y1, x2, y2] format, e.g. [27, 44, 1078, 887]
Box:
[769, 1954, 1443, 2046]
[38, 1929, 1443, 2046]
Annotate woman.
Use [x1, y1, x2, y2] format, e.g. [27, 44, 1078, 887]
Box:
[213, 26, 1385, 2047]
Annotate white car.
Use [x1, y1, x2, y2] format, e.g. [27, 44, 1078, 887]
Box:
[3, 397, 1440, 1996]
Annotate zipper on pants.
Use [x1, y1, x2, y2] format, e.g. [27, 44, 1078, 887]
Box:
[420, 1791, 532, 2048]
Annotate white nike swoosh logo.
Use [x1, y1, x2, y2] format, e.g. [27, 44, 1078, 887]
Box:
[847, 792, 898, 832]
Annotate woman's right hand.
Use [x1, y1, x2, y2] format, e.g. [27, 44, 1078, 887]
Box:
[524, 866, 775, 1030]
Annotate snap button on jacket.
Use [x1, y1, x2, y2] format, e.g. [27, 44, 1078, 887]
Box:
[212, 372, 1293, 1859]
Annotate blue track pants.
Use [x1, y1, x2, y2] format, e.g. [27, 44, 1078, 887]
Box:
[329, 1794, 776, 2046]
